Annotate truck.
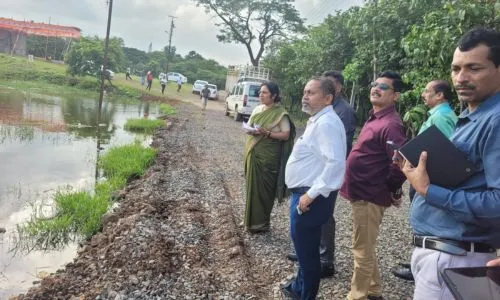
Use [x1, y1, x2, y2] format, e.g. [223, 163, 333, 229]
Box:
[225, 65, 270, 94]
[224, 65, 270, 121]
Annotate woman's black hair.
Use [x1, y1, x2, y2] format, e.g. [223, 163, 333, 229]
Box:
[261, 81, 281, 103]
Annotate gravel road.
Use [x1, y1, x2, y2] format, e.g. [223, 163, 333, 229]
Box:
[20, 94, 415, 300]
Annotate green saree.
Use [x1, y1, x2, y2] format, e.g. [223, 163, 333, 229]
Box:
[243, 105, 295, 232]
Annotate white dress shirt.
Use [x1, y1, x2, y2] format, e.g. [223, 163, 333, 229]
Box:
[285, 105, 346, 199]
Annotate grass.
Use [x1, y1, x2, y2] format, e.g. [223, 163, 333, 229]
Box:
[124, 118, 165, 134]
[16, 142, 157, 251]
[159, 103, 176, 116]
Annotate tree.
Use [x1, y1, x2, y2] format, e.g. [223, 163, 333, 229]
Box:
[194, 0, 305, 66]
[65, 36, 125, 76]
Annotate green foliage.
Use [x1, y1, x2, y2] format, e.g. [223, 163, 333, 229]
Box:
[194, 0, 305, 66]
[17, 143, 157, 250]
[159, 104, 177, 116]
[124, 118, 165, 134]
[99, 142, 157, 179]
[65, 36, 125, 76]
[263, 0, 499, 130]
[26, 35, 70, 61]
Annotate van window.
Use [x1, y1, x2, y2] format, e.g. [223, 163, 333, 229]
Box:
[237, 84, 244, 96]
[231, 85, 237, 95]
[248, 85, 260, 98]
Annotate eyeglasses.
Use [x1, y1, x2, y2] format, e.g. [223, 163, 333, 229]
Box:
[370, 82, 394, 91]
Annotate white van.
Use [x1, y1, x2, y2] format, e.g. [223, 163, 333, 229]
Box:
[225, 80, 263, 121]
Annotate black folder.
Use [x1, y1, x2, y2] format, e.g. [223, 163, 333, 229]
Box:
[398, 125, 476, 188]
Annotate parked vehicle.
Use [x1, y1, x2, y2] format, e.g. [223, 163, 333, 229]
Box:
[224, 65, 269, 121]
[167, 72, 187, 83]
[225, 80, 263, 121]
[207, 84, 218, 100]
[192, 80, 209, 94]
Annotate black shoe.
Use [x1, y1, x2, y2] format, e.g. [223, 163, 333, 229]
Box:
[320, 264, 335, 278]
[367, 295, 384, 300]
[286, 252, 298, 262]
[280, 280, 300, 300]
[391, 265, 414, 281]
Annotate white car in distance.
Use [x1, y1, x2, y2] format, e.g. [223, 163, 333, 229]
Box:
[192, 80, 209, 94]
[207, 84, 218, 100]
[167, 72, 187, 83]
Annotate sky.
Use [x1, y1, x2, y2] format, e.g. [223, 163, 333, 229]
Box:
[0, 0, 364, 66]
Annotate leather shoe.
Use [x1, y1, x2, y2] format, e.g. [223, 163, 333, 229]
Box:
[320, 264, 335, 278]
[280, 280, 300, 300]
[367, 295, 384, 300]
[286, 252, 298, 262]
[391, 264, 414, 281]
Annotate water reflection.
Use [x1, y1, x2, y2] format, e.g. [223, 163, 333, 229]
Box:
[0, 88, 158, 297]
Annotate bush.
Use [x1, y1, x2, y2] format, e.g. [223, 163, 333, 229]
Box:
[124, 118, 164, 134]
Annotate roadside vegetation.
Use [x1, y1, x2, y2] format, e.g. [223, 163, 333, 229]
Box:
[261, 0, 499, 137]
[16, 142, 157, 251]
[159, 103, 177, 116]
[124, 119, 165, 134]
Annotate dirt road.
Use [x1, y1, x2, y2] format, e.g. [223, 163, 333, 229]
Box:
[19, 94, 414, 299]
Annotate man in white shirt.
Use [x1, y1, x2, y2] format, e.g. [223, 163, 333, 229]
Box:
[282, 77, 346, 299]
[176, 76, 183, 92]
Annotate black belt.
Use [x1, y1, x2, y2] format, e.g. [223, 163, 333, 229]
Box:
[413, 235, 495, 256]
[288, 187, 310, 194]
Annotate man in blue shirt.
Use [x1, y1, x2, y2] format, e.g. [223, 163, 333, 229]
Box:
[402, 28, 500, 299]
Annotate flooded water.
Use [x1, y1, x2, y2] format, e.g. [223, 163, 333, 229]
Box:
[0, 88, 159, 297]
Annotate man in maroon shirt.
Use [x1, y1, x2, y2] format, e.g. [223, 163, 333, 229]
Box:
[340, 71, 407, 300]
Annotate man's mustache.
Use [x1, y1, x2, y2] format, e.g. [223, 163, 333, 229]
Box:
[455, 84, 476, 90]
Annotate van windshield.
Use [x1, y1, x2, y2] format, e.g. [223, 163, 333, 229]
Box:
[248, 85, 260, 98]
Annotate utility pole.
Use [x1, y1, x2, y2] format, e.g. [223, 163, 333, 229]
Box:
[44, 16, 51, 59]
[96, 0, 113, 179]
[165, 15, 177, 75]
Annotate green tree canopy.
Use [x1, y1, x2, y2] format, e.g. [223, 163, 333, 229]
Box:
[194, 0, 305, 66]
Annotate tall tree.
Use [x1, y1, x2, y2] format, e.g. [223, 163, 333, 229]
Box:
[194, 0, 305, 66]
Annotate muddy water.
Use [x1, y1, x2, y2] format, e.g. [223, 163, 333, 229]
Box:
[0, 88, 158, 297]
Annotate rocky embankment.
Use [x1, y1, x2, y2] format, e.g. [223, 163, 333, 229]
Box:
[18, 99, 414, 299]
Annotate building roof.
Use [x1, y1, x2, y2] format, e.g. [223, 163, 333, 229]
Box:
[0, 17, 81, 39]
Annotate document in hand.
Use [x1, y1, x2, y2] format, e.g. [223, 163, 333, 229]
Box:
[242, 121, 258, 133]
[398, 125, 476, 188]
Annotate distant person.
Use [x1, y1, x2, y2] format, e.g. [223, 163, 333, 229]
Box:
[391, 79, 458, 282]
[146, 71, 153, 91]
[140, 71, 145, 86]
[177, 76, 183, 92]
[126, 67, 132, 80]
[200, 85, 210, 111]
[159, 72, 167, 94]
[244, 81, 295, 233]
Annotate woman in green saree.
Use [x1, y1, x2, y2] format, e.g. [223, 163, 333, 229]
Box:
[244, 81, 295, 233]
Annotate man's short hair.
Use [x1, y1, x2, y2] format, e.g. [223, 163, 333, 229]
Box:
[322, 70, 344, 86]
[432, 80, 453, 101]
[378, 71, 403, 92]
[458, 28, 500, 67]
[311, 76, 337, 99]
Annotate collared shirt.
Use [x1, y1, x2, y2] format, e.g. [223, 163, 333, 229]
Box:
[340, 105, 407, 207]
[285, 106, 346, 199]
[418, 102, 458, 138]
[411, 92, 500, 247]
[332, 95, 357, 156]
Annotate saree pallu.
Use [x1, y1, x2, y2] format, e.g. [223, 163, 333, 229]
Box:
[244, 105, 295, 231]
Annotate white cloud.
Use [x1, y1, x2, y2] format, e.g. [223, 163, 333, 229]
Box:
[0, 0, 363, 66]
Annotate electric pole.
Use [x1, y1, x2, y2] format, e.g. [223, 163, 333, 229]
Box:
[96, 0, 113, 179]
[165, 15, 177, 75]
